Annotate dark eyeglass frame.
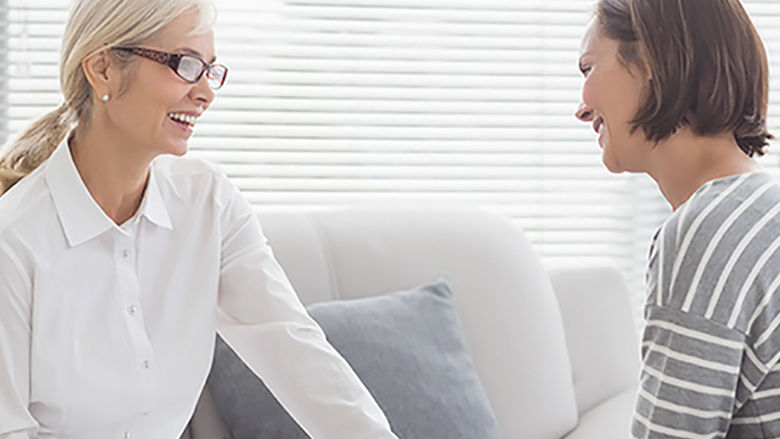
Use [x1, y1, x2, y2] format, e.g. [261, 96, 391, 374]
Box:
[113, 46, 228, 90]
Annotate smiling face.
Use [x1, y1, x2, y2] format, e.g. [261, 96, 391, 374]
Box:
[576, 18, 652, 173]
[104, 9, 216, 158]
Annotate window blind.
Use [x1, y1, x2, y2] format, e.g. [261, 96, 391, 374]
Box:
[6, 0, 780, 316]
[203, 0, 643, 274]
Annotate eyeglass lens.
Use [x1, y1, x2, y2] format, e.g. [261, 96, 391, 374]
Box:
[178, 56, 226, 89]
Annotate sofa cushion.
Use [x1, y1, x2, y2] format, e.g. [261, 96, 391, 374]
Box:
[259, 208, 579, 438]
[207, 280, 502, 439]
[561, 386, 637, 439]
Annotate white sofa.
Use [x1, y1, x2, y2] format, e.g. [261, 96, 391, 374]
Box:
[185, 206, 641, 439]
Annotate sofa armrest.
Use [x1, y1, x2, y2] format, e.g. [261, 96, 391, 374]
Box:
[548, 266, 641, 416]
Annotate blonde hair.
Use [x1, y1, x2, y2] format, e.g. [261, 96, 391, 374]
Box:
[0, 0, 216, 195]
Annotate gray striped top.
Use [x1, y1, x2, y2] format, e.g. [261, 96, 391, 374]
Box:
[633, 171, 780, 439]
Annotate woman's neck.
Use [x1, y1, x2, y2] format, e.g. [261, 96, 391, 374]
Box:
[645, 128, 763, 211]
[69, 122, 154, 225]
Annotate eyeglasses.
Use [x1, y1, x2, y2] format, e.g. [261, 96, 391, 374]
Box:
[113, 47, 228, 90]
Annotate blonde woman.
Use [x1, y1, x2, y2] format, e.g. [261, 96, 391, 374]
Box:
[0, 1, 397, 438]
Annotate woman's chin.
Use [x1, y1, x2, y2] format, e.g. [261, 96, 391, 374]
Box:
[162, 140, 189, 157]
[169, 146, 188, 157]
[601, 152, 624, 174]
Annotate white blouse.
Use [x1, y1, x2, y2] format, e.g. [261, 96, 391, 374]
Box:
[0, 141, 397, 439]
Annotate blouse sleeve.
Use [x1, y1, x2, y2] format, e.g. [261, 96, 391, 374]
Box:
[632, 305, 748, 438]
[212, 174, 397, 439]
[0, 242, 38, 438]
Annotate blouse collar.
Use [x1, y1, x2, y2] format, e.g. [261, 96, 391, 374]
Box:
[44, 139, 173, 247]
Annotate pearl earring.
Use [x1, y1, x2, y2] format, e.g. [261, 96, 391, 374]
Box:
[101, 94, 110, 102]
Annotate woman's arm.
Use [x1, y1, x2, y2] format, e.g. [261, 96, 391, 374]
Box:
[0, 242, 37, 438]
[212, 174, 397, 439]
[632, 305, 747, 438]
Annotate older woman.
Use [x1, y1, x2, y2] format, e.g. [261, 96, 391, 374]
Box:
[576, 0, 780, 437]
[0, 1, 397, 438]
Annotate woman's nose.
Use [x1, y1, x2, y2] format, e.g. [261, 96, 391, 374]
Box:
[575, 102, 593, 122]
[191, 75, 216, 109]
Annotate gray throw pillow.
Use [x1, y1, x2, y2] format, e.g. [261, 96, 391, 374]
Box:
[207, 280, 502, 439]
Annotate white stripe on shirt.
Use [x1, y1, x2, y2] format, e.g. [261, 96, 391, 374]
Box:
[645, 320, 743, 350]
[671, 174, 749, 311]
[706, 201, 780, 319]
[682, 182, 774, 312]
[638, 387, 732, 419]
[634, 411, 721, 439]
[644, 365, 734, 397]
[729, 234, 780, 328]
[642, 341, 740, 374]
[746, 270, 780, 335]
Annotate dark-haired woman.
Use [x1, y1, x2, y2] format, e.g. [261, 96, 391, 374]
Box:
[576, 0, 779, 437]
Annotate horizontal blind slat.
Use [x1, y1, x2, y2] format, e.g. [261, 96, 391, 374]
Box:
[11, 1, 780, 314]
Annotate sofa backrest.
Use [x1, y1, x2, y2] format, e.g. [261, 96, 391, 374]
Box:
[257, 207, 579, 439]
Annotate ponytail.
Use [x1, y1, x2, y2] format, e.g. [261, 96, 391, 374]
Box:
[0, 104, 76, 195]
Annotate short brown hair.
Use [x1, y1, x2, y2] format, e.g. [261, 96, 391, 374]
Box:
[596, 0, 772, 156]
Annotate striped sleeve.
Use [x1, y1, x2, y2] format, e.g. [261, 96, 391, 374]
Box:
[632, 305, 747, 438]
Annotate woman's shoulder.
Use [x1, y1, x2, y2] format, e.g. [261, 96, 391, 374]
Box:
[152, 154, 236, 204]
[0, 164, 53, 239]
[651, 171, 780, 322]
[664, 172, 780, 249]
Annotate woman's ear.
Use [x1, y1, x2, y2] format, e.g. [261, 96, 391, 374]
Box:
[643, 63, 653, 83]
[636, 44, 653, 82]
[82, 50, 116, 99]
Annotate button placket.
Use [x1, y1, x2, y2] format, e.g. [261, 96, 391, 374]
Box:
[117, 239, 141, 326]
[114, 232, 157, 415]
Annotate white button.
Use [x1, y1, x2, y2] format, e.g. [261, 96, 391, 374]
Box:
[128, 305, 137, 315]
[123, 432, 131, 439]
[121, 249, 130, 259]
[143, 360, 150, 369]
